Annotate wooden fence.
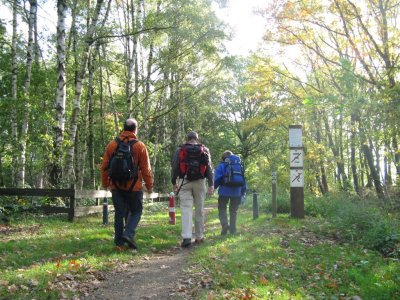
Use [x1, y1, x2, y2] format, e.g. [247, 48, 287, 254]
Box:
[0, 188, 169, 221]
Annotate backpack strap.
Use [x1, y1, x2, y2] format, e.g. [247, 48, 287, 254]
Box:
[175, 178, 185, 196]
[126, 139, 139, 192]
[114, 136, 121, 151]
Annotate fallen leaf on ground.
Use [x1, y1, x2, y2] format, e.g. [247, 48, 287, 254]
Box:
[160, 265, 170, 269]
[0, 280, 9, 286]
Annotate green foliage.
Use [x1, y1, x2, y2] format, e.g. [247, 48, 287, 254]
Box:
[190, 208, 400, 300]
[254, 191, 291, 214]
[151, 144, 174, 193]
[305, 192, 399, 258]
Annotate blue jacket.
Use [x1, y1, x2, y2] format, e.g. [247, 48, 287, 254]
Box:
[214, 154, 247, 198]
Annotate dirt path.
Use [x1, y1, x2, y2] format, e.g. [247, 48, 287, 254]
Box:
[82, 246, 193, 300]
[82, 207, 215, 300]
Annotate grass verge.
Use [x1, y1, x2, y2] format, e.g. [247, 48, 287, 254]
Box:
[187, 199, 400, 300]
[0, 201, 180, 299]
[0, 196, 399, 299]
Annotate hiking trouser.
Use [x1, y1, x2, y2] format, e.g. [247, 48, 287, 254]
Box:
[179, 178, 206, 240]
[218, 196, 240, 234]
[112, 190, 143, 246]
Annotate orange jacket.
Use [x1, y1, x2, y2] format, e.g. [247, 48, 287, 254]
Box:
[101, 131, 153, 192]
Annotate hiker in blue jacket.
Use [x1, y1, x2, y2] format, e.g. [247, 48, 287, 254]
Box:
[214, 150, 247, 235]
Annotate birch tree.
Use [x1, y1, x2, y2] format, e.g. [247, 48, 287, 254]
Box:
[51, 0, 67, 187]
[10, 0, 18, 186]
[65, 0, 104, 184]
[13, 0, 36, 187]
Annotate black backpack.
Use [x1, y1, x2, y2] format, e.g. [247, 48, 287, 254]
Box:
[108, 137, 139, 189]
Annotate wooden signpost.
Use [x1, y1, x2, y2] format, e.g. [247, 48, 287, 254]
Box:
[289, 125, 304, 218]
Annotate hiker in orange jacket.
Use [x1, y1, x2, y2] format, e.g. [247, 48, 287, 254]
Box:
[101, 118, 153, 250]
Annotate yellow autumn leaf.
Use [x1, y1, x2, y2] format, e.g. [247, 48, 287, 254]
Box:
[220, 245, 229, 254]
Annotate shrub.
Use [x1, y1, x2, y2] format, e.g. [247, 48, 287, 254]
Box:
[305, 192, 399, 257]
[253, 192, 290, 214]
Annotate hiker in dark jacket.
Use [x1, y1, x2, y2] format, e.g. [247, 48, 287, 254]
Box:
[214, 150, 247, 235]
[171, 131, 214, 248]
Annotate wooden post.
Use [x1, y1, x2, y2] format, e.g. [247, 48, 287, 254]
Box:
[95, 190, 100, 206]
[272, 172, 277, 218]
[252, 190, 259, 219]
[103, 197, 108, 225]
[68, 185, 76, 221]
[289, 125, 304, 218]
[290, 188, 304, 218]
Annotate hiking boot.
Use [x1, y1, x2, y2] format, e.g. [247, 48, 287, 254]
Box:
[122, 236, 138, 250]
[181, 238, 192, 248]
[194, 238, 204, 244]
[221, 224, 229, 236]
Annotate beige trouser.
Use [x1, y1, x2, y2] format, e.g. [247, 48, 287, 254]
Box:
[179, 178, 206, 240]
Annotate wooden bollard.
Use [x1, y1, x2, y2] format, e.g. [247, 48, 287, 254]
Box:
[253, 190, 258, 219]
[103, 197, 108, 225]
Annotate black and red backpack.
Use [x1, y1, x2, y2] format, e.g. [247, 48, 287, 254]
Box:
[178, 143, 209, 180]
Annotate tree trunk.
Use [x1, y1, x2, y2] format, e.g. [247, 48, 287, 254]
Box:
[0, 146, 4, 186]
[132, 0, 143, 117]
[315, 110, 328, 194]
[350, 114, 360, 195]
[122, 0, 134, 115]
[393, 137, 400, 184]
[337, 113, 348, 189]
[87, 53, 96, 188]
[362, 138, 385, 199]
[11, 0, 18, 186]
[359, 150, 365, 188]
[51, 0, 67, 187]
[66, 0, 77, 63]
[96, 0, 112, 154]
[99, 53, 105, 148]
[65, 0, 104, 184]
[17, 0, 36, 187]
[142, 0, 160, 139]
[33, 0, 40, 65]
[101, 44, 120, 135]
[323, 114, 346, 189]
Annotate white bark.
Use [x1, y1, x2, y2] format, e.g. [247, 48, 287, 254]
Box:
[65, 0, 104, 183]
[16, 0, 36, 187]
[52, 0, 67, 186]
[11, 0, 18, 186]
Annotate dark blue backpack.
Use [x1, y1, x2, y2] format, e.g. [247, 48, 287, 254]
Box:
[222, 155, 245, 187]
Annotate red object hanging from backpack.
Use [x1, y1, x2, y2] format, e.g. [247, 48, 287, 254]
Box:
[169, 192, 176, 225]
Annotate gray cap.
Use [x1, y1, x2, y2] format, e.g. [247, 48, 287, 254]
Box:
[222, 150, 233, 161]
[186, 131, 199, 141]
